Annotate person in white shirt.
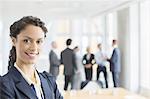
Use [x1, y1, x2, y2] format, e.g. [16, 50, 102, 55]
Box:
[95, 43, 108, 88]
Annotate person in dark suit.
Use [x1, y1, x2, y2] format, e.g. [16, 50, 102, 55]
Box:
[107, 39, 121, 87]
[95, 43, 108, 88]
[82, 46, 95, 81]
[49, 41, 60, 80]
[60, 38, 77, 91]
[0, 16, 63, 99]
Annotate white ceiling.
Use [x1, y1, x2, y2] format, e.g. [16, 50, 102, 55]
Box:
[0, 0, 137, 19]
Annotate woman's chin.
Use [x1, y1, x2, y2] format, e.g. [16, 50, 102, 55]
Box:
[25, 59, 37, 65]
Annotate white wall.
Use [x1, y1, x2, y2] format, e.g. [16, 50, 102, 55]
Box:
[129, 3, 140, 92]
[117, 6, 140, 92]
[106, 7, 140, 92]
[117, 8, 130, 89]
[140, 0, 150, 96]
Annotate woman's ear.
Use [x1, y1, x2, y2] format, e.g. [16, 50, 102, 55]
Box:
[11, 37, 16, 47]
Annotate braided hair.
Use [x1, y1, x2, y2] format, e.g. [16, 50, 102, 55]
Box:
[8, 16, 48, 70]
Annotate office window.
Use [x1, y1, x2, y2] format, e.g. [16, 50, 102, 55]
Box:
[71, 19, 83, 35]
[81, 36, 88, 54]
[91, 17, 105, 35]
[90, 19, 97, 35]
[49, 19, 70, 35]
[91, 36, 102, 53]
[83, 19, 93, 34]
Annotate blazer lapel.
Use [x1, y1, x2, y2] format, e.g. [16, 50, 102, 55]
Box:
[39, 74, 54, 99]
[10, 66, 37, 99]
[16, 81, 37, 99]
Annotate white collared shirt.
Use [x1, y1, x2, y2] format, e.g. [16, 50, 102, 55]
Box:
[14, 63, 44, 99]
[113, 45, 118, 49]
[95, 50, 107, 66]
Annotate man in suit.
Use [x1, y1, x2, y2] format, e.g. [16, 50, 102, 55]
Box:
[49, 41, 60, 80]
[61, 38, 77, 90]
[107, 39, 121, 87]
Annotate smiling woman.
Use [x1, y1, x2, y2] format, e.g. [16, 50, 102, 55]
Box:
[11, 25, 45, 66]
[8, 16, 47, 70]
[0, 16, 63, 99]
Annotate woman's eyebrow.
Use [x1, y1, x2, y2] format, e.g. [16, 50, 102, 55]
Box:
[23, 36, 44, 40]
[23, 36, 32, 40]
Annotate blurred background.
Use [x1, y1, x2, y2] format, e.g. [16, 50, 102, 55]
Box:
[0, 0, 150, 98]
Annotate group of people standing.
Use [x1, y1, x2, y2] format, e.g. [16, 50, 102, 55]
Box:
[49, 38, 121, 91]
[82, 40, 121, 88]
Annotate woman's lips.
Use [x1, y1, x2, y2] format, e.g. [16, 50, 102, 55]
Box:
[25, 52, 39, 59]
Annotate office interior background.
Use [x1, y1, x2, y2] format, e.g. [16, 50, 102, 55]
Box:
[0, 0, 150, 98]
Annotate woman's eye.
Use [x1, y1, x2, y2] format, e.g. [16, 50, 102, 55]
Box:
[37, 40, 43, 44]
[23, 39, 30, 43]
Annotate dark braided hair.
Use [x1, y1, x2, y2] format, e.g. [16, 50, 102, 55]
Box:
[8, 16, 48, 70]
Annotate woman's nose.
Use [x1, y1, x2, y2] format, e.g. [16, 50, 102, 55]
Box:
[29, 42, 38, 51]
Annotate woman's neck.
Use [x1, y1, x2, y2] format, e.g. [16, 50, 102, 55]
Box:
[16, 61, 36, 81]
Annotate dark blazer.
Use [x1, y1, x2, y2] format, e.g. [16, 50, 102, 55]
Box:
[82, 54, 95, 65]
[61, 48, 77, 76]
[0, 66, 63, 99]
[110, 48, 121, 72]
[49, 50, 60, 76]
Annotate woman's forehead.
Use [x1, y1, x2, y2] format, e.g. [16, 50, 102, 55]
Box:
[17, 25, 45, 39]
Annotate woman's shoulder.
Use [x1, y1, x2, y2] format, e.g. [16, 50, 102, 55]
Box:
[1, 72, 14, 88]
[0, 72, 15, 93]
[1, 71, 12, 80]
[1, 66, 19, 85]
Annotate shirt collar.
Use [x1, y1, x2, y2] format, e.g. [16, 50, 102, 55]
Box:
[113, 45, 118, 48]
[67, 46, 72, 49]
[14, 63, 41, 86]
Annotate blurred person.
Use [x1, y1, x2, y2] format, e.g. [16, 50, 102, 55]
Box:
[82, 46, 95, 81]
[60, 38, 77, 91]
[49, 41, 60, 80]
[107, 39, 121, 87]
[72, 46, 83, 90]
[95, 43, 108, 88]
[0, 16, 63, 99]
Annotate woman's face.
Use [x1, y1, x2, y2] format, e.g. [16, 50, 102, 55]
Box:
[12, 25, 45, 65]
[86, 47, 91, 53]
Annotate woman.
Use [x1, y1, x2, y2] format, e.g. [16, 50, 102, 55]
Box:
[82, 46, 95, 81]
[0, 16, 63, 99]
